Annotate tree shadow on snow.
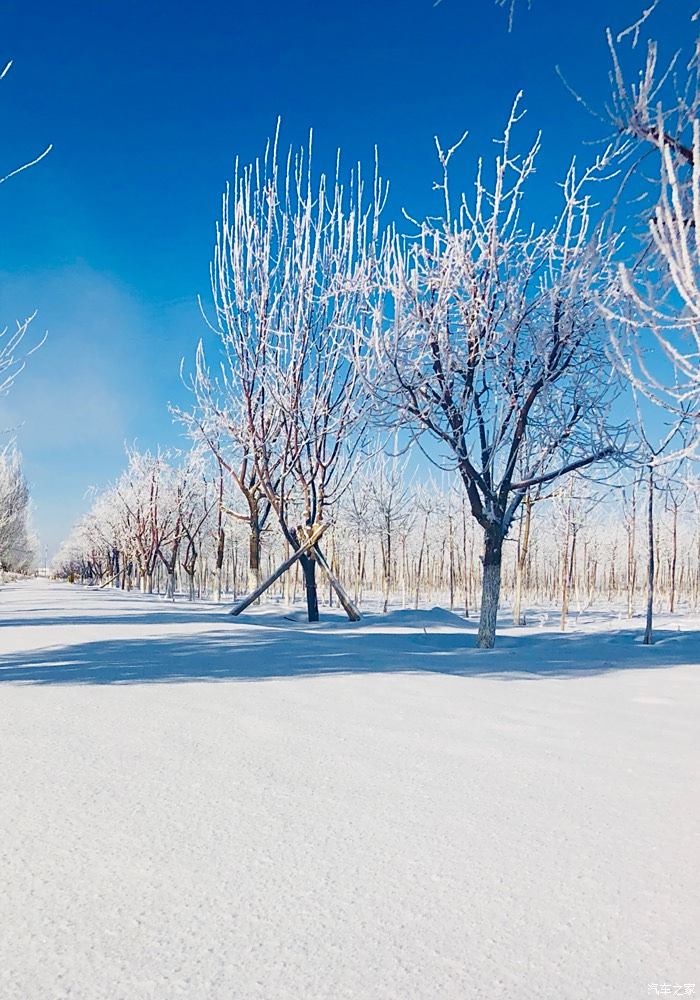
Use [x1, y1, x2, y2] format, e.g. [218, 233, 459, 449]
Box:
[0, 604, 698, 685]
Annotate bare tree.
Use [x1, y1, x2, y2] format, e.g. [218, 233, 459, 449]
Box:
[112, 448, 185, 594]
[56, 433, 700, 624]
[576, 6, 700, 427]
[552, 475, 603, 631]
[365, 450, 415, 612]
[622, 476, 639, 618]
[361, 99, 623, 647]
[0, 60, 51, 399]
[632, 412, 690, 645]
[609, 119, 700, 420]
[153, 449, 215, 601]
[512, 488, 534, 626]
[177, 360, 273, 595]
[604, 4, 698, 170]
[195, 123, 386, 621]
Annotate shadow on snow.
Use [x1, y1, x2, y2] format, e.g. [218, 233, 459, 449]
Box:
[1, 598, 697, 686]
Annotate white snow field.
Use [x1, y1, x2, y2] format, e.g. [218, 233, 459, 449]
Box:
[1, 579, 698, 1000]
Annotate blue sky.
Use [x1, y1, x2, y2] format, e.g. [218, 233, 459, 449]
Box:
[0, 0, 694, 554]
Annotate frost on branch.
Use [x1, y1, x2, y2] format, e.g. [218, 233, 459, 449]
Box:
[606, 119, 700, 426]
[189, 122, 387, 621]
[0, 60, 51, 399]
[360, 96, 625, 647]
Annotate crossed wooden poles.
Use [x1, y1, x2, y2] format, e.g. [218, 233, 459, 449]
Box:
[228, 522, 361, 621]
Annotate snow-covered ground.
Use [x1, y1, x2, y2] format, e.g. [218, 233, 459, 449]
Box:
[1, 579, 698, 1000]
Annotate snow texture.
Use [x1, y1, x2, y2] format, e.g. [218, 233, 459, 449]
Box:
[1, 579, 698, 1000]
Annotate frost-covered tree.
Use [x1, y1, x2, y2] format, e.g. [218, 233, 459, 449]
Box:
[585, 6, 700, 425]
[56, 447, 217, 598]
[0, 448, 35, 574]
[343, 449, 415, 613]
[609, 121, 700, 421]
[361, 99, 623, 647]
[151, 448, 215, 600]
[603, 5, 698, 174]
[176, 377, 273, 596]
[582, 7, 700, 647]
[112, 448, 178, 594]
[193, 123, 386, 621]
[175, 452, 216, 601]
[0, 61, 49, 584]
[0, 60, 51, 398]
[366, 452, 415, 613]
[55, 483, 133, 587]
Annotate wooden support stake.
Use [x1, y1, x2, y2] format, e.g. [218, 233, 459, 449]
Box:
[228, 524, 328, 616]
[312, 543, 361, 621]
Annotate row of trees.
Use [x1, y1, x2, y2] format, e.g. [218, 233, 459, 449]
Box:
[54, 444, 700, 638]
[57, 5, 700, 647]
[53, 448, 222, 600]
[0, 58, 51, 579]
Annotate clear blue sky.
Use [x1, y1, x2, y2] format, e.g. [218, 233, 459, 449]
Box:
[0, 0, 693, 554]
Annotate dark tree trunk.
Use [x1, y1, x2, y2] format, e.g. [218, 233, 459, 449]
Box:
[214, 527, 225, 602]
[382, 521, 392, 614]
[246, 509, 262, 596]
[216, 528, 225, 573]
[299, 553, 319, 623]
[478, 525, 504, 650]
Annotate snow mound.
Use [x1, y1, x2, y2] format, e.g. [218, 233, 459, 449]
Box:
[367, 606, 471, 631]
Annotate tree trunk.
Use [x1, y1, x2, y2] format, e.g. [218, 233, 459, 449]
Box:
[213, 527, 225, 602]
[644, 466, 655, 646]
[381, 520, 391, 614]
[561, 528, 577, 632]
[513, 494, 531, 626]
[313, 543, 361, 621]
[229, 524, 328, 616]
[448, 515, 455, 612]
[299, 553, 319, 623]
[461, 498, 470, 619]
[283, 540, 292, 604]
[669, 502, 678, 614]
[414, 514, 429, 610]
[248, 521, 261, 594]
[478, 526, 503, 649]
[626, 485, 637, 618]
[560, 486, 573, 631]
